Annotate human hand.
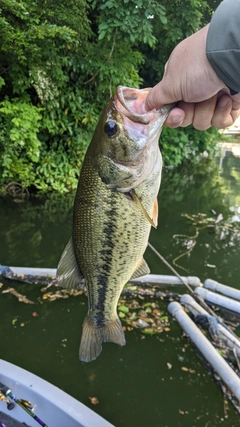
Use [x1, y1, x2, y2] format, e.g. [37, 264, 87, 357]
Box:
[144, 25, 240, 130]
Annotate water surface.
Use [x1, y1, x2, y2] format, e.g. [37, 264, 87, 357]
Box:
[0, 151, 240, 427]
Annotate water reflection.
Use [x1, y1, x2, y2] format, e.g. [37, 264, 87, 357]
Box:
[219, 147, 240, 210]
[0, 153, 239, 273]
[0, 192, 74, 267]
[149, 153, 240, 285]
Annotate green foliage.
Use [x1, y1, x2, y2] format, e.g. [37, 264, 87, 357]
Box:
[0, 98, 42, 186]
[92, 0, 167, 47]
[161, 126, 219, 167]
[0, 0, 221, 193]
[139, 0, 211, 86]
[0, 0, 92, 192]
[137, 0, 220, 167]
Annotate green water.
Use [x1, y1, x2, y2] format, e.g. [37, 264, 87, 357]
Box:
[1, 153, 240, 427]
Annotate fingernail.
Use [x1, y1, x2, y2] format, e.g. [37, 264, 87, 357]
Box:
[170, 115, 184, 126]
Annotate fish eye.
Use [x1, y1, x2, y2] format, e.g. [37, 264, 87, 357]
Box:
[104, 121, 119, 137]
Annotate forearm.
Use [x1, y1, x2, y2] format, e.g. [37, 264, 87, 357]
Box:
[206, 0, 240, 94]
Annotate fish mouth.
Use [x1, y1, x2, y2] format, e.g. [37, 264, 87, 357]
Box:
[116, 86, 174, 125]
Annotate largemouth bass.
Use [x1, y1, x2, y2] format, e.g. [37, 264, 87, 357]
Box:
[57, 86, 172, 362]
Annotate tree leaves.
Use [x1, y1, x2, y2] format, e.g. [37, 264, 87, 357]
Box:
[93, 0, 167, 46]
[0, 0, 220, 193]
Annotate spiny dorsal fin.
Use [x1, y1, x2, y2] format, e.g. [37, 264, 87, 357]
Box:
[130, 257, 150, 280]
[131, 190, 157, 229]
[57, 237, 85, 289]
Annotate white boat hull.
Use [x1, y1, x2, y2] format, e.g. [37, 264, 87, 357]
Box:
[0, 359, 113, 427]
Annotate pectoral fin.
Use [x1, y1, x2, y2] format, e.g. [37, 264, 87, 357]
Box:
[131, 190, 157, 229]
[57, 237, 85, 289]
[152, 198, 158, 228]
[130, 257, 150, 279]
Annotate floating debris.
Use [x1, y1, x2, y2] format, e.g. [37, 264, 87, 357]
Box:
[12, 318, 18, 326]
[172, 211, 240, 271]
[181, 294, 240, 357]
[41, 289, 82, 301]
[2, 287, 34, 304]
[136, 319, 149, 328]
[1, 262, 240, 414]
[117, 298, 171, 336]
[89, 397, 99, 405]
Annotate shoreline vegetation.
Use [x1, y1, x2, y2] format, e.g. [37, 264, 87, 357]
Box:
[0, 0, 228, 194]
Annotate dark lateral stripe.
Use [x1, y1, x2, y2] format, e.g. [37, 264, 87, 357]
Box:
[96, 204, 117, 327]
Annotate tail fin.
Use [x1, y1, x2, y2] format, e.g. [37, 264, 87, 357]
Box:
[79, 314, 126, 362]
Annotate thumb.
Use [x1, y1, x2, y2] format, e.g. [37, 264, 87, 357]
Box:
[144, 80, 176, 112]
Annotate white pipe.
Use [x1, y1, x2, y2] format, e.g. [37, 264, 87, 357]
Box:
[180, 294, 240, 357]
[2, 266, 57, 277]
[168, 301, 240, 401]
[0, 266, 201, 287]
[204, 279, 240, 301]
[130, 275, 200, 286]
[195, 287, 240, 315]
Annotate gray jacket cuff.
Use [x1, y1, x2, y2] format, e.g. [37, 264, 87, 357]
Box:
[206, 0, 240, 94]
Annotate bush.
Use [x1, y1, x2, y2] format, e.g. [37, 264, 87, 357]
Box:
[160, 126, 219, 167]
[0, 0, 220, 193]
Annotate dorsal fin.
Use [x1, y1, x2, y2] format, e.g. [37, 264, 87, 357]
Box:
[57, 237, 85, 289]
[130, 257, 150, 280]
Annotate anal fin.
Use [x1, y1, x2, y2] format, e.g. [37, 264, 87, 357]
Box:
[130, 257, 150, 280]
[57, 237, 85, 289]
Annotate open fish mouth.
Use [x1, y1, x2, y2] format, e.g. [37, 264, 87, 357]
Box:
[116, 86, 151, 124]
[116, 86, 174, 125]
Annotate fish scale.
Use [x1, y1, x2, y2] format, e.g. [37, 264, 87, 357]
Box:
[57, 86, 173, 362]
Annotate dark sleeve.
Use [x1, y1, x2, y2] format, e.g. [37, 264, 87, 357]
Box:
[206, 0, 240, 94]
